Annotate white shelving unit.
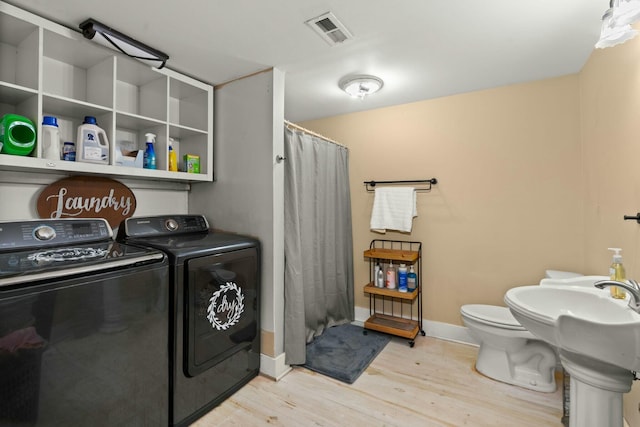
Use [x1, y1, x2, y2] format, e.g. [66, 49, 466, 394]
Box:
[0, 1, 213, 182]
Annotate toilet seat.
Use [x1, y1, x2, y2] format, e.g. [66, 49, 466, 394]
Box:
[460, 304, 526, 331]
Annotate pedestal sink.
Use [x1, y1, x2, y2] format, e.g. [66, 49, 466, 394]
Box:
[505, 285, 640, 427]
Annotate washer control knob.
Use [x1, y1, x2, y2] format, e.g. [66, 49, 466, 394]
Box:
[34, 225, 56, 241]
[165, 219, 179, 231]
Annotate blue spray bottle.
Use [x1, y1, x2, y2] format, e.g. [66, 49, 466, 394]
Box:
[143, 132, 156, 169]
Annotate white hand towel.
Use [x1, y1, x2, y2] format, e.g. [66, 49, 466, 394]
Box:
[370, 187, 417, 233]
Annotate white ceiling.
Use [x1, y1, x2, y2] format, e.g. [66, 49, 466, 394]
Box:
[11, 0, 606, 122]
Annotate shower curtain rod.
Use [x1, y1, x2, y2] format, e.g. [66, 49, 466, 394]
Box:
[284, 120, 347, 148]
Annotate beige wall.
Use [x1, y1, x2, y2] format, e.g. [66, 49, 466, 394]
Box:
[302, 75, 584, 326]
[580, 29, 640, 427]
[581, 34, 640, 276]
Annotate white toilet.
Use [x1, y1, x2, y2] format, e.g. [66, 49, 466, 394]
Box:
[460, 270, 584, 393]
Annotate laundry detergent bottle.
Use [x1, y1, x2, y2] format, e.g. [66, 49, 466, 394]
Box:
[608, 247, 626, 299]
[77, 116, 109, 164]
[143, 132, 157, 169]
[0, 114, 36, 156]
[41, 116, 61, 160]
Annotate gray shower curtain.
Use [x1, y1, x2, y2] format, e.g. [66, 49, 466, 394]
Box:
[283, 125, 354, 365]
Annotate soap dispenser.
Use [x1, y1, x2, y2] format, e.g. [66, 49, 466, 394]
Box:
[608, 247, 626, 299]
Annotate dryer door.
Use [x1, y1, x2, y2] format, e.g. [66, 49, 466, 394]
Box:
[184, 246, 259, 377]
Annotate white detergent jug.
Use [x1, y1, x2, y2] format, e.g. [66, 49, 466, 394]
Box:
[41, 116, 62, 160]
[76, 116, 109, 164]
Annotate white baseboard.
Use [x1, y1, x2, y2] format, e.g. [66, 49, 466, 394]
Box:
[353, 306, 479, 346]
[259, 352, 291, 381]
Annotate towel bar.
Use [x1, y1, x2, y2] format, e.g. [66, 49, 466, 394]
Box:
[364, 178, 437, 192]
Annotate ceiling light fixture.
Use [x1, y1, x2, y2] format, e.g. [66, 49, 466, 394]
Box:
[596, 0, 640, 48]
[79, 19, 169, 69]
[338, 75, 384, 99]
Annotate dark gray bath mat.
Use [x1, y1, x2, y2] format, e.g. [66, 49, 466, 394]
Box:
[303, 323, 391, 384]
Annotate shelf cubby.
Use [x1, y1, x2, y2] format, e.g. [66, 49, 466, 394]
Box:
[169, 78, 209, 131]
[0, 12, 39, 90]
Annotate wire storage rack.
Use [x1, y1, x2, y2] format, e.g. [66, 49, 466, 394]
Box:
[362, 239, 425, 347]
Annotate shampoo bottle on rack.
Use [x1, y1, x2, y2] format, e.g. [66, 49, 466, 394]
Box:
[143, 133, 157, 169]
[386, 261, 397, 289]
[398, 263, 408, 292]
[407, 265, 417, 292]
[376, 262, 385, 287]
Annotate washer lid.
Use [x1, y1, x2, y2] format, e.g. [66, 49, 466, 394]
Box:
[461, 304, 525, 329]
[0, 240, 165, 287]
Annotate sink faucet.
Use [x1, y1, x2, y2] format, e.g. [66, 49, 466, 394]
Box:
[594, 279, 640, 313]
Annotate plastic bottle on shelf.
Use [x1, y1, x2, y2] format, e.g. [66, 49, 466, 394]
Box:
[62, 141, 75, 161]
[76, 116, 109, 164]
[386, 261, 397, 289]
[0, 114, 36, 156]
[375, 262, 385, 288]
[143, 133, 157, 170]
[168, 137, 178, 172]
[407, 265, 417, 292]
[41, 116, 61, 160]
[608, 247, 626, 299]
[398, 263, 408, 292]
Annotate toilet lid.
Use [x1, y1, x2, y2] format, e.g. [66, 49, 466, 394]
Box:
[460, 304, 525, 330]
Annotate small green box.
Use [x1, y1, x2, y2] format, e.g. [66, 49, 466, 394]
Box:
[183, 154, 200, 174]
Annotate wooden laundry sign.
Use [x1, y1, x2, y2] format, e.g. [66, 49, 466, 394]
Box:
[37, 176, 136, 228]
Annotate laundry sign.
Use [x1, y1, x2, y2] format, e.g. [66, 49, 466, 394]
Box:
[37, 176, 136, 228]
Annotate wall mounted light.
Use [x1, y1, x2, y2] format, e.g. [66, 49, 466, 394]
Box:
[79, 19, 169, 69]
[338, 75, 384, 99]
[596, 0, 640, 48]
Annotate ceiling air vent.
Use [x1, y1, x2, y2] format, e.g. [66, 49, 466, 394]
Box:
[305, 12, 353, 46]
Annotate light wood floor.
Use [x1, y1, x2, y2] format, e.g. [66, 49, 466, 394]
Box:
[194, 336, 563, 426]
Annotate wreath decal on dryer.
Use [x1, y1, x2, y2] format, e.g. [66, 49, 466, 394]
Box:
[207, 281, 245, 330]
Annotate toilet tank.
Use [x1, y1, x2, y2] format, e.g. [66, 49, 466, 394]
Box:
[545, 270, 583, 279]
[540, 272, 610, 288]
